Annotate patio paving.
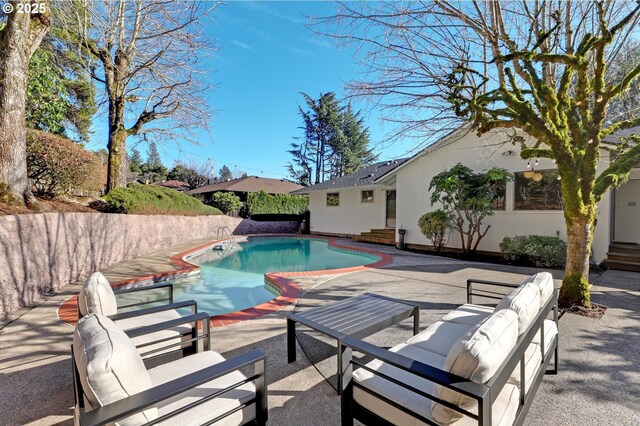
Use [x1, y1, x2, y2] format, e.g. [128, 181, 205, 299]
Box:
[0, 238, 638, 425]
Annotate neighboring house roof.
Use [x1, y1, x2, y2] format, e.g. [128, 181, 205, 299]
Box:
[186, 176, 304, 195]
[603, 125, 640, 144]
[291, 159, 409, 194]
[154, 180, 190, 190]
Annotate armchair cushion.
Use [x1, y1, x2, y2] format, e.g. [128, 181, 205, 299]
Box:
[78, 272, 117, 317]
[432, 309, 518, 424]
[73, 314, 157, 425]
[148, 351, 256, 426]
[115, 309, 193, 358]
[495, 283, 540, 335]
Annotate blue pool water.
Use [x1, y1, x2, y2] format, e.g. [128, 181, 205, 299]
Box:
[170, 238, 379, 316]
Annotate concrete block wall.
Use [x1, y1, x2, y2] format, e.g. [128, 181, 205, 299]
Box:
[0, 213, 298, 318]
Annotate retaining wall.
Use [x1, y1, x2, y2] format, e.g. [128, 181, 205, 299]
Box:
[0, 212, 298, 318]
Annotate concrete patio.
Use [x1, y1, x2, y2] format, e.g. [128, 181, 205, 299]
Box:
[0, 239, 638, 425]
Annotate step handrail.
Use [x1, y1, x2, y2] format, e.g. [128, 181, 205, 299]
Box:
[216, 226, 236, 251]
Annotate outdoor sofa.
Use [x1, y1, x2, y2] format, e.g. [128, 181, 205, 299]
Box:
[78, 271, 199, 360]
[72, 312, 267, 426]
[340, 272, 559, 426]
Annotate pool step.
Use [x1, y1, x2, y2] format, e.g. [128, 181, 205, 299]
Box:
[352, 228, 396, 246]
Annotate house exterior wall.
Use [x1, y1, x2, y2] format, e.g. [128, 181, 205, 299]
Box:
[308, 187, 387, 236]
[614, 176, 640, 243]
[395, 128, 613, 262]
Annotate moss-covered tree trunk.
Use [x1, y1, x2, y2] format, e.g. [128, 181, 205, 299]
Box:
[106, 123, 128, 192]
[560, 209, 595, 307]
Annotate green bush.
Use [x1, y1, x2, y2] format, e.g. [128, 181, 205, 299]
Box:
[418, 209, 452, 252]
[246, 190, 308, 215]
[104, 184, 222, 216]
[499, 235, 567, 268]
[209, 192, 243, 215]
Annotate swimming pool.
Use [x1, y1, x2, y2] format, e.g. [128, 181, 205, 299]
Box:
[170, 237, 380, 316]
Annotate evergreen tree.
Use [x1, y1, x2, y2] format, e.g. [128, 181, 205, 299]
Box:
[129, 149, 143, 174]
[331, 105, 377, 178]
[141, 143, 167, 182]
[288, 92, 377, 185]
[219, 165, 233, 181]
[147, 143, 162, 167]
[25, 32, 97, 143]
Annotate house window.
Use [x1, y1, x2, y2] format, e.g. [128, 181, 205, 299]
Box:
[514, 169, 563, 210]
[326, 192, 340, 207]
[361, 190, 374, 203]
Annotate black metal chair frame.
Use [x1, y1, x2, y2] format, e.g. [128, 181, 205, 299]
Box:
[72, 312, 268, 426]
[340, 279, 559, 426]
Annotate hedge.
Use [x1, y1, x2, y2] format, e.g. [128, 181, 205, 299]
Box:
[499, 235, 567, 268]
[26, 129, 105, 197]
[104, 184, 222, 216]
[246, 190, 308, 215]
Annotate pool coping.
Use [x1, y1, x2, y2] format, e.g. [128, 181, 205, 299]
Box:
[58, 234, 392, 327]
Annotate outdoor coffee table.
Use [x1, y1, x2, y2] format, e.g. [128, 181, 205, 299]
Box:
[287, 292, 420, 394]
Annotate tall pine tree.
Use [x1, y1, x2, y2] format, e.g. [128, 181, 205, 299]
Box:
[288, 92, 377, 185]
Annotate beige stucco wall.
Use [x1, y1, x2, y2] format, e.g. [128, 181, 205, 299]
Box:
[308, 187, 387, 236]
[613, 176, 640, 243]
[395, 128, 613, 262]
[0, 213, 298, 318]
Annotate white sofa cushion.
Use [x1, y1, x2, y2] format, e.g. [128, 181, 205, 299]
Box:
[432, 309, 519, 424]
[495, 283, 540, 335]
[78, 272, 118, 317]
[73, 314, 157, 425]
[148, 351, 256, 425]
[353, 340, 519, 426]
[406, 321, 476, 357]
[441, 304, 494, 326]
[525, 272, 555, 309]
[353, 343, 445, 424]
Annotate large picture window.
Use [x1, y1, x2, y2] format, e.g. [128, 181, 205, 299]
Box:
[326, 192, 340, 207]
[514, 169, 563, 210]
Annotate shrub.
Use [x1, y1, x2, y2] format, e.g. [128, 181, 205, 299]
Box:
[246, 190, 308, 215]
[418, 209, 452, 252]
[104, 184, 222, 216]
[500, 235, 567, 268]
[26, 129, 106, 197]
[209, 192, 243, 215]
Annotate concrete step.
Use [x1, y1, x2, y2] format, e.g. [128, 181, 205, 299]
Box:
[605, 260, 640, 272]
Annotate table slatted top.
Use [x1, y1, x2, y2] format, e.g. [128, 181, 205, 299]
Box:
[290, 293, 416, 338]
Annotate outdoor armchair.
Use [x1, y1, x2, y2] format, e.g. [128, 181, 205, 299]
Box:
[72, 313, 268, 426]
[78, 271, 199, 359]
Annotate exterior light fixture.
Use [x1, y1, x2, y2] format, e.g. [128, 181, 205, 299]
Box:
[535, 158, 539, 166]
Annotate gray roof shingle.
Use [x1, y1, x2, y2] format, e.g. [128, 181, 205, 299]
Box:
[290, 159, 409, 194]
[603, 125, 640, 144]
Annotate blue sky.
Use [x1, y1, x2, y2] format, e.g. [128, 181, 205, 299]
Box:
[87, 1, 416, 180]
